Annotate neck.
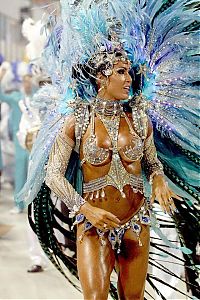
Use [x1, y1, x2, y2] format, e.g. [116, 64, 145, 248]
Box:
[93, 97, 123, 117]
[97, 91, 117, 101]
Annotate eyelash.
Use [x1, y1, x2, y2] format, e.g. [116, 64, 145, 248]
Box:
[117, 69, 125, 74]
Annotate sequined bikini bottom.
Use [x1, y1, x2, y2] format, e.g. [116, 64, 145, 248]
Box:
[73, 200, 151, 254]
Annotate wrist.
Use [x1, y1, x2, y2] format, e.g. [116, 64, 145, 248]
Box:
[69, 197, 87, 218]
[149, 170, 164, 185]
[79, 201, 91, 215]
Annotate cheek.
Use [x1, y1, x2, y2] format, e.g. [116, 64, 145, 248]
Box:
[110, 76, 124, 90]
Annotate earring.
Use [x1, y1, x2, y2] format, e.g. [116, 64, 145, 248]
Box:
[98, 80, 107, 92]
[98, 86, 105, 92]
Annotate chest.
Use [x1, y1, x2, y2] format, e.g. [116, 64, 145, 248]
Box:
[81, 114, 144, 165]
[84, 116, 140, 148]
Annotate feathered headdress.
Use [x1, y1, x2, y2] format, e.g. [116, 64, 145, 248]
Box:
[18, 0, 199, 208]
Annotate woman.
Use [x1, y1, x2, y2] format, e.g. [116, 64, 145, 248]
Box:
[45, 48, 181, 299]
[17, 0, 199, 298]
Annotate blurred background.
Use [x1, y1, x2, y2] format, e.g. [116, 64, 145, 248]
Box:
[0, 1, 84, 300]
[0, 0, 58, 61]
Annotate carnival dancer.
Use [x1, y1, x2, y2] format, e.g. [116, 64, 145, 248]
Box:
[17, 0, 200, 299]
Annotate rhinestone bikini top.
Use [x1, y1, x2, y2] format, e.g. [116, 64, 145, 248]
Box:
[82, 100, 144, 166]
[81, 100, 144, 197]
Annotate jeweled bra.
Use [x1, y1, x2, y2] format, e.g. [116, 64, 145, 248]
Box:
[80, 98, 145, 198]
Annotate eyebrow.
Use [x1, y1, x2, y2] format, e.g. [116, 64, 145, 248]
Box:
[115, 66, 131, 71]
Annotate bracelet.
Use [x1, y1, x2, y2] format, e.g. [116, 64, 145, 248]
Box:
[149, 170, 164, 185]
[69, 197, 86, 218]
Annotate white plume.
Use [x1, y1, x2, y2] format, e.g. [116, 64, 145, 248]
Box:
[22, 17, 49, 61]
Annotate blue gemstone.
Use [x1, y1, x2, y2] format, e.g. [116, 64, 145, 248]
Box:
[85, 222, 92, 230]
[133, 224, 141, 232]
[109, 233, 116, 241]
[76, 214, 84, 222]
[142, 217, 149, 223]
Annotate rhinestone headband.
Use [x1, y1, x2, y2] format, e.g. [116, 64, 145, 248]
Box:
[87, 44, 129, 77]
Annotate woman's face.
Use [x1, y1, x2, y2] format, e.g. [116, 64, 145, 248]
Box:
[97, 60, 132, 101]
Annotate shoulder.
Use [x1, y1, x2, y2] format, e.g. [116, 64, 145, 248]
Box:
[62, 114, 76, 141]
[60, 100, 90, 141]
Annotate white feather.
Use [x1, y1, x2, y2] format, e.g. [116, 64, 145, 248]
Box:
[22, 18, 49, 61]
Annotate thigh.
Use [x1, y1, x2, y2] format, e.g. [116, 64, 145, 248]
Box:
[77, 224, 116, 300]
[117, 224, 150, 300]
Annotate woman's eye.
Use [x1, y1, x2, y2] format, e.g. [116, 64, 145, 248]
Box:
[117, 69, 125, 74]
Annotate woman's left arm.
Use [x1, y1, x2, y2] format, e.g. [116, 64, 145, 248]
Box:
[143, 119, 182, 214]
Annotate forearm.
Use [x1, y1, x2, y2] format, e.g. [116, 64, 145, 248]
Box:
[46, 173, 85, 216]
[143, 132, 164, 183]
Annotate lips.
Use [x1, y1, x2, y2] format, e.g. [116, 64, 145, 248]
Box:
[124, 86, 130, 92]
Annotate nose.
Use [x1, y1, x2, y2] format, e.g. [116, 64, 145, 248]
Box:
[126, 71, 132, 84]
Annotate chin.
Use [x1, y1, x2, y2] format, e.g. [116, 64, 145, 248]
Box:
[111, 93, 129, 100]
[120, 93, 129, 100]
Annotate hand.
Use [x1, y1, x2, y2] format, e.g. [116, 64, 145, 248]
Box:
[150, 174, 182, 214]
[80, 202, 121, 231]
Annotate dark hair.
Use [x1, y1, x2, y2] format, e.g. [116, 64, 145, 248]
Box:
[72, 63, 98, 92]
[130, 65, 143, 95]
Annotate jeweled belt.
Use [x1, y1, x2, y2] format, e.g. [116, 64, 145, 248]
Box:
[83, 174, 144, 195]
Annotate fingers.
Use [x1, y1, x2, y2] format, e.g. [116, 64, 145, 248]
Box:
[95, 219, 119, 231]
[105, 211, 121, 225]
[163, 195, 174, 214]
[89, 208, 121, 230]
[168, 198, 176, 213]
[101, 215, 121, 229]
[156, 192, 169, 214]
[153, 186, 181, 215]
[171, 192, 183, 201]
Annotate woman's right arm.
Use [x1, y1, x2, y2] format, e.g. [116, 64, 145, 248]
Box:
[45, 116, 86, 217]
[45, 115, 121, 229]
